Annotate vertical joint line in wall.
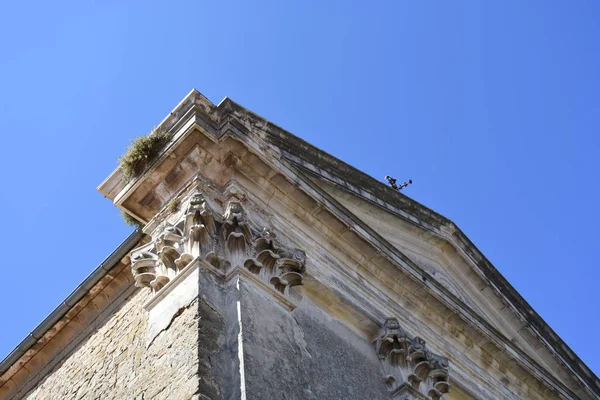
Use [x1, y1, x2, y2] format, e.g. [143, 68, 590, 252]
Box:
[236, 276, 247, 400]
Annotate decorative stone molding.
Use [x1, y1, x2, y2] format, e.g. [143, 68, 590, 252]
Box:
[130, 191, 306, 297]
[374, 318, 450, 400]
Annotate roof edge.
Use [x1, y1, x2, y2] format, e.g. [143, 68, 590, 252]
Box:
[220, 97, 600, 395]
[0, 229, 143, 376]
[91, 89, 598, 395]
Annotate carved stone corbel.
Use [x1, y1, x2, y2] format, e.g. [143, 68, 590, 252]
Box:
[130, 245, 160, 290]
[245, 228, 280, 275]
[131, 222, 192, 292]
[374, 318, 450, 400]
[242, 227, 306, 295]
[270, 248, 305, 295]
[222, 201, 252, 268]
[184, 192, 217, 260]
[129, 190, 307, 299]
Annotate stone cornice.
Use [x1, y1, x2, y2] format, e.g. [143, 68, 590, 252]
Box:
[218, 98, 597, 399]
[96, 89, 599, 399]
[220, 100, 600, 399]
[218, 114, 594, 398]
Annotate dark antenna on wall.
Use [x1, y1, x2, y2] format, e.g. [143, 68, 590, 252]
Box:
[385, 175, 412, 191]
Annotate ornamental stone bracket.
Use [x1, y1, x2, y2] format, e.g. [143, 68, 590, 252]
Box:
[130, 191, 307, 300]
[374, 318, 450, 400]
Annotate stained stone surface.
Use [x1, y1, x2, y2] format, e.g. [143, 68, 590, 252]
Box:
[239, 280, 390, 400]
[195, 266, 241, 400]
[17, 265, 240, 400]
[21, 289, 201, 400]
[17, 260, 395, 400]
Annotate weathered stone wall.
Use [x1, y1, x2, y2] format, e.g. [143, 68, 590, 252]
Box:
[13, 261, 480, 400]
[21, 287, 201, 400]
[239, 279, 390, 400]
[8, 252, 550, 400]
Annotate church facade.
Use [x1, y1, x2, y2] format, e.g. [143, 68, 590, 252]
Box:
[0, 90, 598, 399]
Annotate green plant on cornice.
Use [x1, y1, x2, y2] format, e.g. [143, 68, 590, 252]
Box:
[167, 197, 181, 213]
[121, 210, 142, 227]
[119, 127, 170, 179]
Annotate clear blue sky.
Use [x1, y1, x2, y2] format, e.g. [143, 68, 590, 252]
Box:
[1, 1, 598, 377]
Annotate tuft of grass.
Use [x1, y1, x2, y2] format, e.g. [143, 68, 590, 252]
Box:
[167, 197, 181, 213]
[121, 210, 142, 227]
[119, 127, 170, 179]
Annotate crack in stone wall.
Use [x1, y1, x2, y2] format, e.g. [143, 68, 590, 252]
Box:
[146, 303, 190, 350]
